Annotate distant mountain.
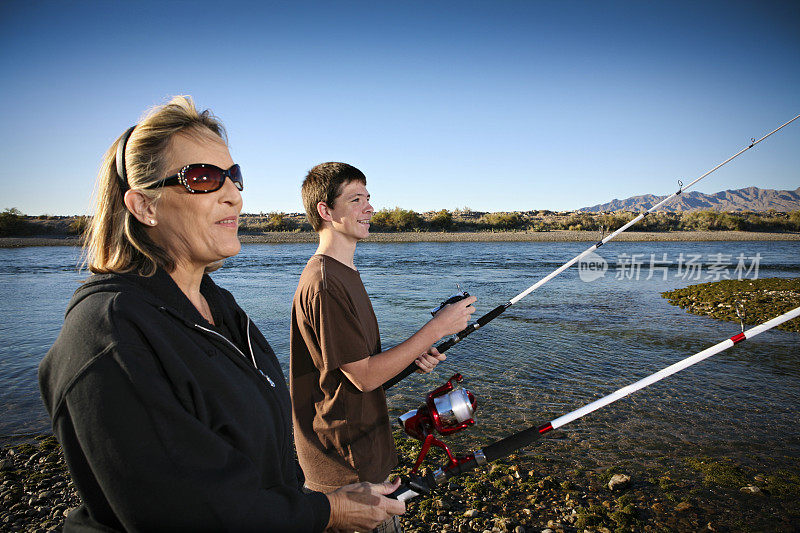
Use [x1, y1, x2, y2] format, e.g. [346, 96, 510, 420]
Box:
[578, 186, 800, 213]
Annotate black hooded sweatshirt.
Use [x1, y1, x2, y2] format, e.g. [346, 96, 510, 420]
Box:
[39, 269, 330, 532]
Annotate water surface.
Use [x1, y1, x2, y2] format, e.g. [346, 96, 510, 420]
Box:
[1, 241, 798, 476]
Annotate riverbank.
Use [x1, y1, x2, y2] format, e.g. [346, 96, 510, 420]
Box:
[2, 230, 799, 248]
[2, 432, 797, 532]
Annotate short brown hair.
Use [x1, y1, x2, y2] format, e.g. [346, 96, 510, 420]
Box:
[301, 162, 367, 231]
[85, 95, 227, 275]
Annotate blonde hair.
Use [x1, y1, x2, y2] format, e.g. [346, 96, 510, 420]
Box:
[85, 96, 227, 276]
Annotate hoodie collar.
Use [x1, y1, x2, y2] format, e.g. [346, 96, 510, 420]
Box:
[68, 268, 223, 328]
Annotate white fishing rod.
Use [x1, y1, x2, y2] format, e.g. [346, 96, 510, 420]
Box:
[384, 113, 800, 389]
[391, 306, 800, 501]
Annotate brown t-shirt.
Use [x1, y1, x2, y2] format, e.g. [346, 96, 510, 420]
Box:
[290, 255, 398, 492]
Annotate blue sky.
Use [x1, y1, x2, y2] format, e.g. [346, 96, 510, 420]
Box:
[1, 1, 798, 215]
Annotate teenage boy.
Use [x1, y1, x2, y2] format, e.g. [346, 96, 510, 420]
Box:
[290, 163, 477, 511]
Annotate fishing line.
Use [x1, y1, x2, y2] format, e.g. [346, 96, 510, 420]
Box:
[383, 113, 800, 389]
[391, 306, 800, 501]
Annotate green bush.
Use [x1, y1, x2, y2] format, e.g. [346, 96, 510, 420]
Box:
[69, 216, 90, 235]
[429, 209, 453, 230]
[239, 212, 296, 232]
[790, 210, 800, 230]
[371, 208, 423, 231]
[479, 212, 523, 230]
[741, 211, 796, 232]
[0, 208, 35, 236]
[599, 212, 636, 231]
[680, 210, 747, 231]
[266, 212, 287, 230]
[560, 213, 599, 231]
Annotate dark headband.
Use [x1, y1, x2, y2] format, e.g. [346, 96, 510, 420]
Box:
[115, 126, 136, 191]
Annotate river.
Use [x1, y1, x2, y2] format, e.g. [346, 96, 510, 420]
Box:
[1, 241, 798, 479]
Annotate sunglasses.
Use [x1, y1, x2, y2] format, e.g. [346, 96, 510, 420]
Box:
[145, 163, 244, 194]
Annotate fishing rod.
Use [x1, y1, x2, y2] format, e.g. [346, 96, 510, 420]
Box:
[390, 305, 800, 501]
[383, 113, 800, 390]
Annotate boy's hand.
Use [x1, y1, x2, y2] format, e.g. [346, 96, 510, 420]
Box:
[414, 347, 446, 373]
[430, 295, 477, 338]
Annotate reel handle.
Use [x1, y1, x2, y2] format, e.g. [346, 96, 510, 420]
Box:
[387, 482, 419, 502]
[387, 474, 434, 502]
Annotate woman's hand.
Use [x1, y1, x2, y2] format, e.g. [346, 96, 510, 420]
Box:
[429, 295, 477, 338]
[326, 479, 406, 531]
[415, 346, 446, 374]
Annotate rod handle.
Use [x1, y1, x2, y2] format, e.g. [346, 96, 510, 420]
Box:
[382, 328, 467, 390]
[382, 303, 511, 390]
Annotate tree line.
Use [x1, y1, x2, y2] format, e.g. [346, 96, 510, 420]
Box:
[238, 208, 800, 233]
[2, 207, 799, 237]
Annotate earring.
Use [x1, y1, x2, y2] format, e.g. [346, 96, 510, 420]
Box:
[150, 220, 157, 226]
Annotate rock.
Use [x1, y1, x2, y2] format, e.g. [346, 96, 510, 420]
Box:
[607, 473, 630, 491]
[463, 509, 478, 518]
[540, 529, 553, 533]
[514, 527, 525, 533]
[675, 501, 692, 512]
[740, 485, 762, 494]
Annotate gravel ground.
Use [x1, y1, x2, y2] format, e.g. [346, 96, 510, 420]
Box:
[3, 432, 798, 532]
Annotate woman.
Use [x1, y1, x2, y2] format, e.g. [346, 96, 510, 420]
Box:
[38, 96, 404, 532]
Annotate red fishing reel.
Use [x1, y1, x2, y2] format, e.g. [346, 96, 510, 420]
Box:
[398, 373, 478, 474]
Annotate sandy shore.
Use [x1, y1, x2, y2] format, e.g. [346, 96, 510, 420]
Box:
[2, 230, 799, 248]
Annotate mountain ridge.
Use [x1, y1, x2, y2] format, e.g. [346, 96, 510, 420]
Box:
[578, 186, 800, 213]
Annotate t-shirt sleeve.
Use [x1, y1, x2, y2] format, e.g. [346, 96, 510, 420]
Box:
[312, 287, 372, 370]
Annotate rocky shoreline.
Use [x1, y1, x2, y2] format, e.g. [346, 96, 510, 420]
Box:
[3, 431, 798, 532]
[1, 230, 799, 248]
[0, 436, 80, 532]
[662, 277, 800, 332]
[393, 431, 800, 533]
